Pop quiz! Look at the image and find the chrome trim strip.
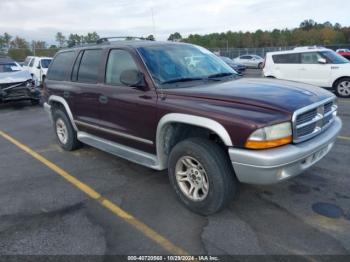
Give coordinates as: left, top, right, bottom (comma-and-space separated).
75, 120, 153, 145
77, 132, 161, 170
48, 95, 78, 131
296, 113, 322, 128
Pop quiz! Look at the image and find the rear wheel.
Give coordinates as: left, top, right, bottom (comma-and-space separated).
52, 108, 81, 151
168, 137, 237, 215
335, 78, 350, 98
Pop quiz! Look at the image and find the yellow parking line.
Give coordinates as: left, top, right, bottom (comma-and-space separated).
0, 130, 188, 256
338, 136, 350, 141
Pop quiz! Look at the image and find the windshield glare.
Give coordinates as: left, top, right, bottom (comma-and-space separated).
321, 51, 349, 64
0, 63, 22, 73
40, 59, 52, 68
138, 44, 235, 86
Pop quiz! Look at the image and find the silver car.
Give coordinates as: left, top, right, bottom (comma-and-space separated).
233, 55, 264, 69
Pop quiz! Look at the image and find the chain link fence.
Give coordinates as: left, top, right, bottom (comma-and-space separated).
2, 43, 350, 61
210, 44, 350, 59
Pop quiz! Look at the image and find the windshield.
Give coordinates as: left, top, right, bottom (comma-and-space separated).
138, 44, 235, 86
41, 59, 52, 68
0, 63, 22, 73
321, 51, 349, 64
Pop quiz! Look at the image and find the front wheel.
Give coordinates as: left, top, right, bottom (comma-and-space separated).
335, 78, 350, 98
168, 137, 237, 215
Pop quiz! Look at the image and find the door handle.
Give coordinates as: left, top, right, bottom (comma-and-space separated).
99, 95, 108, 104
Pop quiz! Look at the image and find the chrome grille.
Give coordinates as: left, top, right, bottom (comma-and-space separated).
293, 97, 337, 143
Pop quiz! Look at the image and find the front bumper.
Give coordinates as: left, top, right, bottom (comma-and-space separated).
229, 117, 342, 185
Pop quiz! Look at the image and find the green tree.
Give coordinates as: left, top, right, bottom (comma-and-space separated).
83, 32, 100, 43
67, 34, 82, 47
55, 32, 66, 47
10, 36, 29, 49
146, 34, 155, 41
168, 32, 182, 42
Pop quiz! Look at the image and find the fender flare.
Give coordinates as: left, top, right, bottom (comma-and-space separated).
48, 95, 78, 131
156, 113, 233, 169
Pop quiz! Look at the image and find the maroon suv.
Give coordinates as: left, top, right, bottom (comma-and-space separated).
43, 39, 342, 215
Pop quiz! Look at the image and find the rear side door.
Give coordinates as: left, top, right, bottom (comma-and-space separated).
271, 53, 300, 81
98, 48, 157, 153
298, 52, 331, 87
70, 49, 104, 136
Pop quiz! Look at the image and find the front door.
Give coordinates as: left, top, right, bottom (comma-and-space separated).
298, 52, 331, 87
98, 48, 157, 153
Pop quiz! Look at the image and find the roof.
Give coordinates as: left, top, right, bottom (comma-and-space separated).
266, 47, 331, 56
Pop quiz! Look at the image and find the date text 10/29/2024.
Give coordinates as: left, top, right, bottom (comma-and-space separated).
127, 256, 220, 261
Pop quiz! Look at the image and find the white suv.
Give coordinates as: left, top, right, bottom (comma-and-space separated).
263, 47, 350, 97
23, 56, 52, 86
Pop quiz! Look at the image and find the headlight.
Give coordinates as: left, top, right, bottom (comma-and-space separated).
245, 122, 292, 149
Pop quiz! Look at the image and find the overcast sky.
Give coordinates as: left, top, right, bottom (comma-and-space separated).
0, 0, 348, 44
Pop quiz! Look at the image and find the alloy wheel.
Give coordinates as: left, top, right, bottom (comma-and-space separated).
175, 156, 209, 201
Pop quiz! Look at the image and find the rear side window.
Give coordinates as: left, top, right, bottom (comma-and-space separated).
77, 49, 102, 83
47, 52, 75, 81
105, 49, 138, 86
272, 53, 299, 64
240, 56, 251, 59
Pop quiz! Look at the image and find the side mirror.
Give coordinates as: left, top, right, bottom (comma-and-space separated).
318, 58, 327, 64
120, 69, 146, 88
37, 65, 41, 69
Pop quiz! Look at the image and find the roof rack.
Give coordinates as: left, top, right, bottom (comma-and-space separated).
96, 36, 149, 44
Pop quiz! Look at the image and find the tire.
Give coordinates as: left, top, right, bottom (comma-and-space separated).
258, 62, 263, 69
168, 137, 237, 215
334, 77, 350, 98
52, 108, 81, 151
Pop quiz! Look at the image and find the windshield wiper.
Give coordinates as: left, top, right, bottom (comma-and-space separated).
207, 72, 235, 79
161, 77, 204, 84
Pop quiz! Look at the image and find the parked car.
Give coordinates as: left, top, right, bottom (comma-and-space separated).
23, 56, 52, 86
336, 49, 350, 61
43, 39, 341, 215
219, 56, 246, 75
0, 57, 40, 105
233, 54, 264, 69
263, 47, 350, 98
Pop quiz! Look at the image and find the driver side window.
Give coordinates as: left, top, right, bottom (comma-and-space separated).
105, 49, 138, 86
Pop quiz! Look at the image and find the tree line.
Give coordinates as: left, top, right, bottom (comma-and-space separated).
172, 20, 350, 49
1, 19, 349, 61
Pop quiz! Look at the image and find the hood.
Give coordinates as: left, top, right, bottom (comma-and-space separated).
0, 70, 32, 84
163, 78, 335, 114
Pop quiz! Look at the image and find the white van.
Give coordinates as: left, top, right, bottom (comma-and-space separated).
23, 56, 52, 86
263, 47, 350, 97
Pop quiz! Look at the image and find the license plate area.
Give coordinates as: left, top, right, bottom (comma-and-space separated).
302, 144, 332, 168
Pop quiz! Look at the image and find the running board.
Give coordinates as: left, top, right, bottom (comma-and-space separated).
77, 132, 161, 170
